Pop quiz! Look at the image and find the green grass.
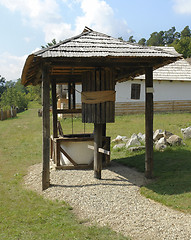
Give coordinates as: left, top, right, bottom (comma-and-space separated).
111, 112, 191, 214
0, 103, 128, 240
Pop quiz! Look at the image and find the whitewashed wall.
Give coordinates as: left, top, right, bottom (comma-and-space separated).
75, 80, 191, 104
115, 80, 191, 102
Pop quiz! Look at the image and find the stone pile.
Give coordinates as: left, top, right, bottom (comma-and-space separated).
112, 129, 185, 152
181, 126, 191, 139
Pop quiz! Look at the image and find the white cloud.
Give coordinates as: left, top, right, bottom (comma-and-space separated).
0, 52, 27, 81
173, 0, 191, 14
43, 23, 75, 43
0, 0, 61, 27
75, 0, 130, 38
0, 0, 130, 42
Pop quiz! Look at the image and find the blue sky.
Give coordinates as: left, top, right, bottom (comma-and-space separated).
0, 0, 191, 81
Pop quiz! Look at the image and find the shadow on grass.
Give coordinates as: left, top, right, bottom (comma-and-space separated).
113, 147, 191, 196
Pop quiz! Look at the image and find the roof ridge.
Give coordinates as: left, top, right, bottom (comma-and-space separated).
34, 29, 90, 56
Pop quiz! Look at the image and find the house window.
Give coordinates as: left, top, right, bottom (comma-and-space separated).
131, 83, 141, 100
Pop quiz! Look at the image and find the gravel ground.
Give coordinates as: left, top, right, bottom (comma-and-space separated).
24, 162, 191, 240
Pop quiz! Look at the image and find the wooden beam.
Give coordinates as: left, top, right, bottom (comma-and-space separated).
60, 146, 78, 166
145, 67, 154, 179
57, 109, 82, 114
51, 80, 58, 138
42, 65, 50, 190
94, 123, 103, 179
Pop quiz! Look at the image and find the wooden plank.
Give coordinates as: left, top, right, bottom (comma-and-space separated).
51, 80, 58, 138
59, 146, 78, 166
57, 109, 82, 114
94, 123, 102, 179
42, 65, 50, 190
98, 148, 110, 155
145, 67, 153, 179
101, 69, 106, 123
96, 69, 101, 123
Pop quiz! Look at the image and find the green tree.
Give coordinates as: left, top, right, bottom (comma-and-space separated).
41, 38, 60, 49
173, 37, 191, 58
181, 26, 191, 39
128, 36, 136, 43
147, 31, 165, 46
164, 27, 180, 45
0, 75, 6, 97
138, 38, 146, 46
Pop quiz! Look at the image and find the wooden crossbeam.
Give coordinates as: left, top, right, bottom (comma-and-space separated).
88, 145, 110, 155
60, 146, 78, 166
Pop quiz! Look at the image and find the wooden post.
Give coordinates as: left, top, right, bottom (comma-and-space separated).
145, 67, 154, 178
94, 123, 102, 179
51, 80, 58, 138
42, 65, 50, 190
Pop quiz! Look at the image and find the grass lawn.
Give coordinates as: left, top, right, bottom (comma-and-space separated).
110, 112, 191, 214
0, 103, 128, 240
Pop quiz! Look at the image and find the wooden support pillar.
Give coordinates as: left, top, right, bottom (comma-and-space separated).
145, 67, 154, 178
51, 80, 58, 138
42, 65, 50, 190
94, 123, 103, 179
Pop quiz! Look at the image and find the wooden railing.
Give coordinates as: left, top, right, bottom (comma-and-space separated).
115, 100, 191, 115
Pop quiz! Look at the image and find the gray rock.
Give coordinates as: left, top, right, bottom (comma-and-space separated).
181, 127, 191, 139
113, 143, 125, 149
112, 135, 128, 143
155, 142, 167, 151
128, 146, 145, 152
166, 135, 183, 146
157, 137, 167, 145
126, 134, 141, 148
137, 133, 145, 143
164, 130, 173, 139
153, 129, 163, 142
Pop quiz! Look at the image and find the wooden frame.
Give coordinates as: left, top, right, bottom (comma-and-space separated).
50, 135, 110, 170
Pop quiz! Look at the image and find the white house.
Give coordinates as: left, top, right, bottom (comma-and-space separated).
115, 47, 191, 114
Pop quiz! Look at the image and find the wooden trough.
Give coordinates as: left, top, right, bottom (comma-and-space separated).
21, 27, 181, 190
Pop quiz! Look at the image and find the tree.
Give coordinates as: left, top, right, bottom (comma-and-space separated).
128, 36, 136, 43
163, 27, 180, 45
138, 38, 146, 46
0, 75, 6, 97
41, 38, 61, 49
147, 31, 165, 46
173, 37, 191, 58
181, 26, 191, 39
0, 79, 29, 111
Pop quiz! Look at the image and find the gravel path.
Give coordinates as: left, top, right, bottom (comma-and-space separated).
24, 162, 191, 240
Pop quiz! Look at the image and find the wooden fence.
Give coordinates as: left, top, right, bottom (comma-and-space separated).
0, 109, 17, 120
115, 100, 191, 115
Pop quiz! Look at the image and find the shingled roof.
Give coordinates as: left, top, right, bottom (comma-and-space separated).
21, 27, 182, 86
135, 47, 191, 81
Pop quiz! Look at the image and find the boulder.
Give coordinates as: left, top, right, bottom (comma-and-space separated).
128, 146, 145, 152
181, 127, 191, 139
113, 143, 126, 149
153, 129, 163, 142
155, 142, 167, 151
163, 130, 173, 139
166, 135, 183, 146
111, 135, 128, 143
157, 137, 167, 145
137, 133, 145, 143
126, 134, 141, 148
